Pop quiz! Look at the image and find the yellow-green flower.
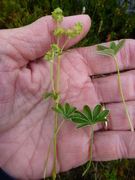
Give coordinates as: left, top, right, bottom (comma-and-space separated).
52, 8, 63, 22
52, 27, 64, 37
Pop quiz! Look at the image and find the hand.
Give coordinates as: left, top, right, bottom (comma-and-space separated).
0, 14, 135, 180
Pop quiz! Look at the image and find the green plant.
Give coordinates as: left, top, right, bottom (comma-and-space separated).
43, 7, 109, 180
94, 40, 134, 132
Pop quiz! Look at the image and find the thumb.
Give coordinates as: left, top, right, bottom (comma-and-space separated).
0, 15, 91, 67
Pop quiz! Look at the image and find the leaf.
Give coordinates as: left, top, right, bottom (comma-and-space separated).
97, 45, 109, 51
110, 41, 116, 50
114, 39, 126, 55
51, 107, 62, 115
95, 117, 108, 123
71, 117, 90, 124
96, 109, 109, 119
43, 92, 53, 100
76, 123, 91, 129
58, 103, 65, 114
93, 104, 102, 120
65, 103, 70, 114
51, 103, 77, 120
67, 107, 77, 117
94, 49, 114, 57
83, 105, 92, 121
71, 104, 109, 129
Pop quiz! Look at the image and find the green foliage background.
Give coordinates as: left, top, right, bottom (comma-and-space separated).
1, 0, 135, 179
0, 0, 135, 45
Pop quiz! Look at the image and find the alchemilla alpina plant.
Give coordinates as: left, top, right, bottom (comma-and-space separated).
94, 40, 134, 132
43, 7, 119, 180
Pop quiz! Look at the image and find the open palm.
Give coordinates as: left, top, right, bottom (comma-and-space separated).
0, 15, 135, 180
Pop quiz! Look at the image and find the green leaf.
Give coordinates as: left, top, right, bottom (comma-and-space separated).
97, 45, 109, 51
93, 104, 102, 120
51, 107, 62, 115
43, 92, 53, 100
67, 107, 77, 117
76, 123, 91, 129
71, 117, 90, 124
110, 41, 116, 50
65, 103, 70, 114
52, 103, 77, 120
58, 103, 65, 114
94, 49, 114, 57
73, 110, 89, 121
95, 117, 108, 123
71, 104, 109, 129
96, 109, 109, 119
83, 105, 92, 121
114, 39, 126, 55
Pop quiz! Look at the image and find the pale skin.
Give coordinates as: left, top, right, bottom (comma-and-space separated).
0, 15, 135, 180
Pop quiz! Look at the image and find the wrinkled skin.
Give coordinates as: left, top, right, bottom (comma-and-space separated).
0, 15, 135, 180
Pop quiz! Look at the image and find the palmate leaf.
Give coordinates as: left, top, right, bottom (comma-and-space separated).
71, 104, 109, 129
95, 39, 126, 57
51, 103, 77, 120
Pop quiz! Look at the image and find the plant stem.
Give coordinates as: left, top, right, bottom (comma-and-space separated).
82, 125, 94, 176
52, 55, 61, 179
114, 56, 134, 132
51, 62, 56, 95
52, 102, 58, 180
61, 38, 70, 52
43, 119, 65, 180
57, 56, 61, 93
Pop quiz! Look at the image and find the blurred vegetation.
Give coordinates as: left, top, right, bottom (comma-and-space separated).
0, 0, 135, 46
0, 0, 135, 179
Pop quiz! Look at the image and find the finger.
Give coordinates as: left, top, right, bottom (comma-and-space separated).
92, 131, 135, 161
78, 39, 135, 75
92, 70, 135, 103
0, 15, 90, 67
104, 101, 135, 131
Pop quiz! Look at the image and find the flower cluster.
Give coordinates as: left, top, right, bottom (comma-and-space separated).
52, 7, 63, 22
44, 7, 83, 63
65, 22, 83, 39
44, 44, 62, 62
52, 27, 64, 37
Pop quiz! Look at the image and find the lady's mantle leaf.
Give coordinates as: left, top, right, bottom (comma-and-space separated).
114, 39, 126, 55
83, 105, 92, 120
110, 41, 116, 51
95, 39, 126, 57
51, 103, 77, 120
97, 45, 109, 51
94, 49, 114, 57
93, 104, 102, 120
43, 92, 53, 100
71, 104, 109, 129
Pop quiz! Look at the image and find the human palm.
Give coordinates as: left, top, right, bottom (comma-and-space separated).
0, 16, 135, 180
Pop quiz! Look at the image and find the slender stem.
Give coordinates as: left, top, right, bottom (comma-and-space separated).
61, 38, 71, 52
52, 103, 58, 180
82, 125, 94, 176
114, 56, 134, 132
43, 119, 65, 180
57, 56, 61, 93
51, 62, 56, 95
57, 36, 60, 46
52, 55, 61, 179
